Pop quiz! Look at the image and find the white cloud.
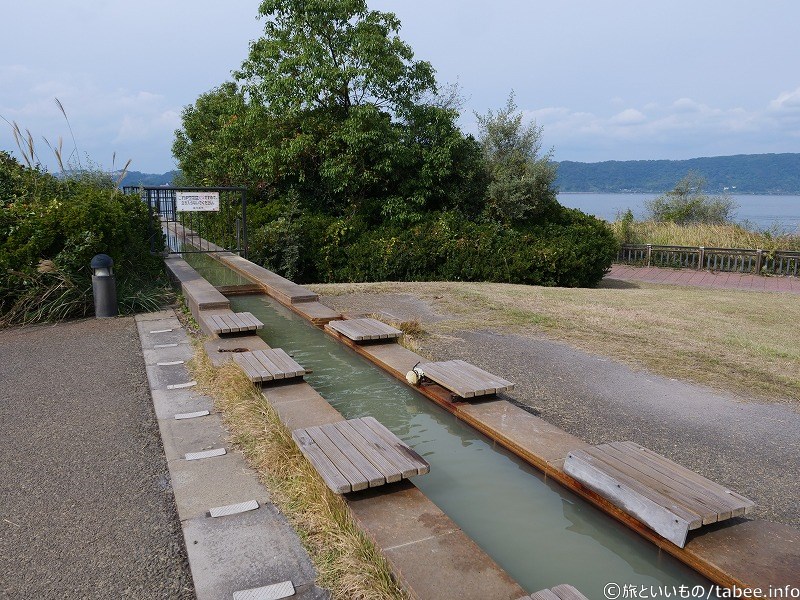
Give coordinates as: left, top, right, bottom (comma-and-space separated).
671, 98, 705, 113
114, 109, 181, 144
517, 88, 800, 161
610, 108, 646, 125
769, 87, 800, 113
0, 66, 182, 172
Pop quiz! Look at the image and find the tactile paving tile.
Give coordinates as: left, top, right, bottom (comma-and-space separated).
233, 580, 294, 600
174, 410, 210, 420
209, 499, 260, 518
185, 448, 226, 461
167, 381, 197, 390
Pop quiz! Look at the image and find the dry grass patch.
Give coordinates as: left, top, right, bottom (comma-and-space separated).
187, 344, 409, 600
367, 313, 429, 356
311, 281, 800, 403
610, 220, 800, 250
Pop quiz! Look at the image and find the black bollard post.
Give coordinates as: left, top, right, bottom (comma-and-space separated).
90, 254, 118, 318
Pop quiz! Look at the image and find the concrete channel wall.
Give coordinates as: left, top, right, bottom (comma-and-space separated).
165, 243, 800, 589
164, 255, 527, 600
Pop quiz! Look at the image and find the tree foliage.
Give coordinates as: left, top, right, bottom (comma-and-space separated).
236, 0, 435, 114
477, 93, 558, 224
645, 171, 737, 224
172, 0, 617, 288
0, 151, 167, 324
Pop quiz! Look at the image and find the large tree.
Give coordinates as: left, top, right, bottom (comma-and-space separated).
172, 0, 616, 287
236, 0, 436, 115
476, 93, 558, 225
175, 0, 485, 224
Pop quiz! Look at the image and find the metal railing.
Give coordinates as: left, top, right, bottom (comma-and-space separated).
618, 244, 800, 276
123, 186, 247, 258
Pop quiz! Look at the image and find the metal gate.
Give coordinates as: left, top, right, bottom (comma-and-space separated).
123, 186, 247, 258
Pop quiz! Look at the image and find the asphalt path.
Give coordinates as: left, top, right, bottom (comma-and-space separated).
0, 317, 194, 599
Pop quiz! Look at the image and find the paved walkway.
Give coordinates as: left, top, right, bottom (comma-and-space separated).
0, 317, 194, 599
606, 264, 800, 293
137, 311, 326, 600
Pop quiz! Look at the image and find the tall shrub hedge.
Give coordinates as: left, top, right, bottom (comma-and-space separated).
247, 201, 617, 288
0, 152, 168, 324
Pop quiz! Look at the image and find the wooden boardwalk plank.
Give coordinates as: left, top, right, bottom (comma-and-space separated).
360, 417, 430, 475
564, 450, 695, 547
292, 417, 429, 494
266, 348, 306, 378
569, 448, 704, 527
522, 585, 590, 600
449, 361, 497, 395
243, 351, 275, 382
528, 590, 560, 600
420, 362, 475, 397
201, 310, 264, 335
327, 318, 402, 342
210, 314, 231, 334
425, 362, 488, 397
459, 360, 515, 391
336, 421, 405, 482
600, 443, 740, 521
591, 445, 725, 524
304, 426, 372, 491
233, 349, 305, 383
238, 311, 264, 330
420, 359, 514, 398
563, 442, 755, 548
251, 350, 285, 380
291, 429, 351, 494
233, 352, 262, 382
220, 313, 241, 332
551, 585, 589, 600
309, 424, 386, 487
616, 442, 754, 513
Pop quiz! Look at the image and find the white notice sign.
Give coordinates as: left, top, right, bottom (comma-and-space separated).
175, 191, 220, 212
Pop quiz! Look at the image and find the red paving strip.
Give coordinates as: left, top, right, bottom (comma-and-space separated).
605, 264, 800, 294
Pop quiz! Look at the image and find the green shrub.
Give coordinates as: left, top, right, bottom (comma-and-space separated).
251, 206, 617, 288
0, 152, 170, 324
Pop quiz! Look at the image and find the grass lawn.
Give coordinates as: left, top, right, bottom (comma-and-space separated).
309, 280, 800, 404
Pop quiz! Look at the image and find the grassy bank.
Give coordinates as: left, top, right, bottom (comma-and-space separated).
186, 344, 409, 600
310, 281, 800, 404
611, 220, 800, 250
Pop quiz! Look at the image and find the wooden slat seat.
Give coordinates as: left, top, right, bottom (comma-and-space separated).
292, 416, 430, 494
563, 441, 755, 547
419, 359, 514, 398
327, 318, 403, 342
233, 348, 305, 383
201, 310, 264, 335
518, 584, 589, 600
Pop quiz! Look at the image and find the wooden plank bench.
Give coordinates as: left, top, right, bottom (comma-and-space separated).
418, 359, 514, 398
519, 584, 589, 600
327, 318, 403, 342
292, 416, 430, 494
233, 349, 305, 384
563, 441, 755, 548
201, 311, 264, 335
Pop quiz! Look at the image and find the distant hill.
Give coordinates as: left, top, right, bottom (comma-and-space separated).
554, 153, 800, 194
117, 170, 179, 187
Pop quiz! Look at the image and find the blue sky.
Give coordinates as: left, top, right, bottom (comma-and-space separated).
1, 1, 798, 173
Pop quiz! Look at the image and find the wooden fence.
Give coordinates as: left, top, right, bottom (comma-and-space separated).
617, 244, 800, 277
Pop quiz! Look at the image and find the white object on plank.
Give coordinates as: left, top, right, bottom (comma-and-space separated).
185, 448, 226, 461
